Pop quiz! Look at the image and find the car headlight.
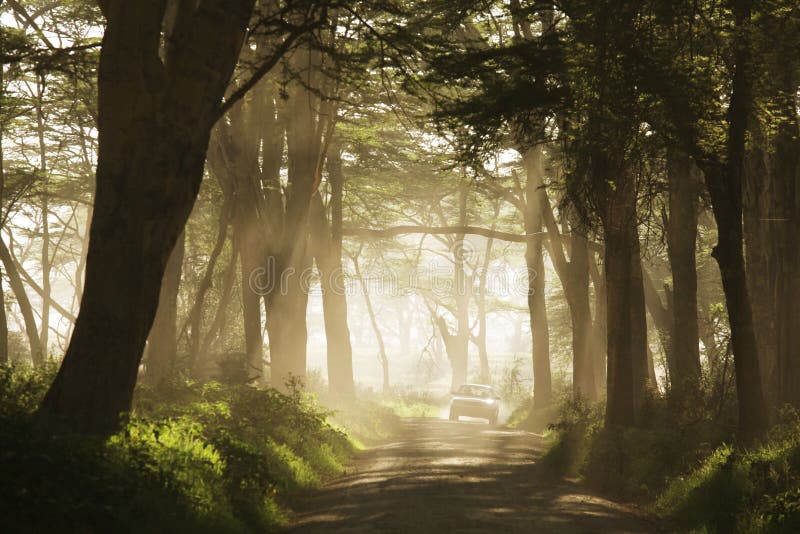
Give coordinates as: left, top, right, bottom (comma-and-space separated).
484, 398, 497, 405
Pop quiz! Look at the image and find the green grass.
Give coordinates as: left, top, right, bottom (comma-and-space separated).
537, 388, 800, 534
656, 424, 800, 533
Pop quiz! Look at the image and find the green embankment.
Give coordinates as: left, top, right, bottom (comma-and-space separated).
0, 363, 395, 533
531, 394, 800, 533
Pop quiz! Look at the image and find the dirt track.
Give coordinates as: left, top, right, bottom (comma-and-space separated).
286, 417, 656, 533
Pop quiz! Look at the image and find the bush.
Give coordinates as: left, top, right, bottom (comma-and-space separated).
540, 397, 603, 477
540, 377, 800, 533
0, 363, 355, 533
657, 418, 800, 533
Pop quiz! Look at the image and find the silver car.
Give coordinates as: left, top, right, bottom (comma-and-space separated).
449, 384, 500, 424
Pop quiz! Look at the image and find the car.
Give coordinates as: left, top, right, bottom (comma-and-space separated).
449, 384, 500, 424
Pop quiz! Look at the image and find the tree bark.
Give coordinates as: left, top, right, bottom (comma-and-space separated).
539, 185, 596, 401
37, 1, 254, 435
264, 43, 325, 389
666, 149, 702, 398
309, 147, 355, 397
523, 147, 551, 408
143, 231, 184, 388
700, 0, 768, 443
604, 218, 648, 427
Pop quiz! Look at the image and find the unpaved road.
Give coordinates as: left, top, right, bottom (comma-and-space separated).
286, 417, 656, 533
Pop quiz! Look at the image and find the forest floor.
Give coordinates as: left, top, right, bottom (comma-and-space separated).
285, 417, 658, 533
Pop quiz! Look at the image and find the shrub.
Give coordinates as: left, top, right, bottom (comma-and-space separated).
0, 364, 355, 533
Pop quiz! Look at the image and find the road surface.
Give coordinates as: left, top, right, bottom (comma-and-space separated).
286, 417, 656, 533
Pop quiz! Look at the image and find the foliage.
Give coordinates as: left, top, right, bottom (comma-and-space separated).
0, 364, 354, 533
542, 377, 739, 498
655, 413, 800, 533
377, 388, 446, 419
539, 383, 800, 532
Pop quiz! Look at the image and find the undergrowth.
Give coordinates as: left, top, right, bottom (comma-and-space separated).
0, 363, 358, 533
539, 382, 800, 533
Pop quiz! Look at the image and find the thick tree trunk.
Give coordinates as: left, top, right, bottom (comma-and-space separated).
266, 243, 312, 389
143, 231, 184, 388
604, 220, 648, 427
742, 55, 800, 411
699, 0, 768, 443
310, 188, 355, 397
265, 43, 324, 389
37, 1, 254, 435
666, 149, 702, 398
566, 233, 595, 400
523, 147, 551, 408
539, 177, 596, 401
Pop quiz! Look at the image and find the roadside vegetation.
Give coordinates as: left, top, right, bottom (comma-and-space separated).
536, 382, 800, 533
0, 363, 388, 533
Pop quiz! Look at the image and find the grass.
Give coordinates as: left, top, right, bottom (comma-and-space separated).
535, 388, 800, 533
655, 422, 800, 533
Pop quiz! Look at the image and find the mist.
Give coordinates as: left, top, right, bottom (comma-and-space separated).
2, 1, 800, 533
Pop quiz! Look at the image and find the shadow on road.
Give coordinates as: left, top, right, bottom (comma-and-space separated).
285, 417, 655, 533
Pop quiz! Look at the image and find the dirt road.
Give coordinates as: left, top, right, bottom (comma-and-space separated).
286, 417, 656, 533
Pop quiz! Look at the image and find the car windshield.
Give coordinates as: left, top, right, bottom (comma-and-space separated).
456, 385, 494, 398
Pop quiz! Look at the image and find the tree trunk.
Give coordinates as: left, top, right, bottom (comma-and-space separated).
523, 147, 552, 408
742, 44, 800, 410
0, 88, 9, 364
37, 1, 254, 435
475, 227, 495, 383
35, 81, 50, 360
0, 263, 8, 364
450, 185, 471, 390
353, 252, 389, 393
187, 197, 231, 371
266, 241, 312, 389
699, 0, 768, 443
604, 219, 648, 427
0, 238, 43, 365
666, 149, 702, 398
144, 231, 184, 388
540, 186, 596, 401
589, 252, 607, 398
310, 183, 355, 396
264, 43, 325, 389
199, 252, 238, 361
642, 267, 674, 382
565, 231, 595, 400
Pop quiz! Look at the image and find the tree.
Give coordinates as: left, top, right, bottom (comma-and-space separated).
38, 0, 315, 434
